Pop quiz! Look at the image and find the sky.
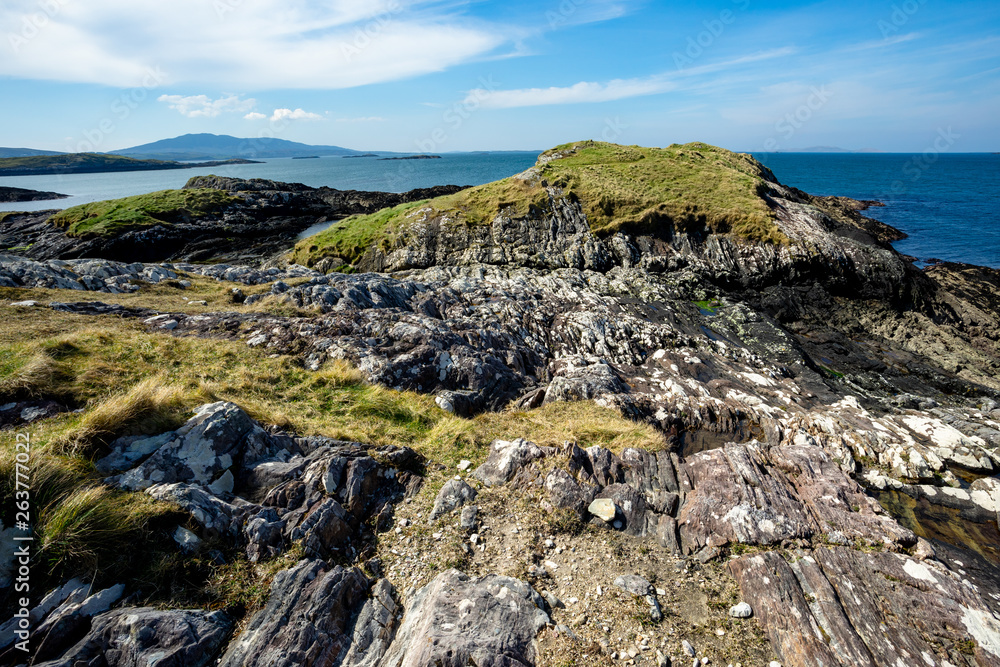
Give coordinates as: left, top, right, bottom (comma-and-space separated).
1, 0, 998, 153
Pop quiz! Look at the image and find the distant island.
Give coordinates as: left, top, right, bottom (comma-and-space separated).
0, 185, 69, 203
343, 154, 378, 159
378, 155, 441, 161
0, 153, 261, 177
291, 156, 320, 160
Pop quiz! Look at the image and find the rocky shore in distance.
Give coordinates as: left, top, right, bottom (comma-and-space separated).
0, 177, 468, 264
0, 186, 69, 203
2, 141, 999, 667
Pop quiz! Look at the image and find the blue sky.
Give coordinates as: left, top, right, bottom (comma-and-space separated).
1, 0, 998, 152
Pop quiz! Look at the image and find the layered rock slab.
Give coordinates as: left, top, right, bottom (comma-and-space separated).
730, 548, 1000, 667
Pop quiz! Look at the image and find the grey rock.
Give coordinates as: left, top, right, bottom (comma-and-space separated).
381, 569, 549, 667
682, 639, 696, 657
729, 602, 753, 618
219, 559, 371, 667
473, 438, 553, 486
429, 479, 477, 521
614, 574, 653, 597
460, 505, 479, 530
34, 607, 231, 667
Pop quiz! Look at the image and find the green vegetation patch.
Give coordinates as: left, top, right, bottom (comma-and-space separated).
0, 211, 23, 224
289, 199, 428, 267
49, 188, 239, 237
293, 140, 785, 269
0, 152, 174, 171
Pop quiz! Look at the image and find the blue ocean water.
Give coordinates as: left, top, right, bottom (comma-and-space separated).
3, 150, 998, 269
753, 153, 1000, 269
0, 152, 541, 213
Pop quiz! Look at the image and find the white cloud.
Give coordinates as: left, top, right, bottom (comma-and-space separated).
244, 112, 267, 120
269, 108, 323, 121
0, 0, 512, 89
466, 49, 797, 109
468, 77, 675, 109
158, 93, 256, 117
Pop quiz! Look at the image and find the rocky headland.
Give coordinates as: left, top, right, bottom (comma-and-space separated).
0, 187, 68, 204
1, 141, 998, 667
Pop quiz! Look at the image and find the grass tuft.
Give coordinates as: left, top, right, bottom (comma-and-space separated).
54, 377, 190, 456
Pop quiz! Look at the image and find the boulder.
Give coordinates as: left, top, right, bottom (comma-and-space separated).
34, 608, 231, 667
380, 569, 550, 667
219, 559, 372, 667
429, 479, 477, 521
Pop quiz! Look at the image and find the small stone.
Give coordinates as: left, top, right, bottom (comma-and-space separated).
588, 498, 617, 522
190, 300, 208, 306
682, 640, 696, 657
715, 628, 725, 636
656, 650, 670, 667
770, 663, 782, 667
729, 602, 753, 618
542, 591, 564, 609
160, 319, 179, 330
544, 538, 555, 549
701, 659, 710, 666
9, 300, 37, 307
432, 532, 442, 540
457, 459, 472, 471
460, 505, 478, 530
470, 533, 480, 545
172, 525, 202, 554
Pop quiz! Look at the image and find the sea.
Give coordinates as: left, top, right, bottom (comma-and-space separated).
1, 151, 997, 269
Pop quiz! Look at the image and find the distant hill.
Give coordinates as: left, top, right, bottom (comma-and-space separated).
112, 133, 361, 160
0, 147, 65, 158
0, 153, 259, 176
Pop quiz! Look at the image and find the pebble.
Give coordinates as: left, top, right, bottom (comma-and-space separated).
682, 639, 696, 657
457, 459, 472, 471
588, 498, 617, 521
729, 602, 753, 618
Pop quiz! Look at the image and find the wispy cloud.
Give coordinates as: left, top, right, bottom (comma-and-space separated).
467, 48, 797, 109
335, 116, 386, 122
468, 76, 674, 109
158, 94, 255, 118
244, 108, 324, 121
0, 0, 576, 89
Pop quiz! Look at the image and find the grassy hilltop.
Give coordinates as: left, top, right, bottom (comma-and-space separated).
290, 140, 785, 269
49, 189, 239, 237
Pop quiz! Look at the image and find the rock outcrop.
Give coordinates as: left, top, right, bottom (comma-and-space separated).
0, 181, 467, 265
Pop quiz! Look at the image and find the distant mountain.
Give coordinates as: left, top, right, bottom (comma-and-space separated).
112, 133, 361, 160
0, 147, 64, 158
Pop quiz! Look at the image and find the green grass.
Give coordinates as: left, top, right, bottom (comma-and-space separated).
289, 199, 428, 267
292, 141, 785, 269
48, 188, 239, 237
